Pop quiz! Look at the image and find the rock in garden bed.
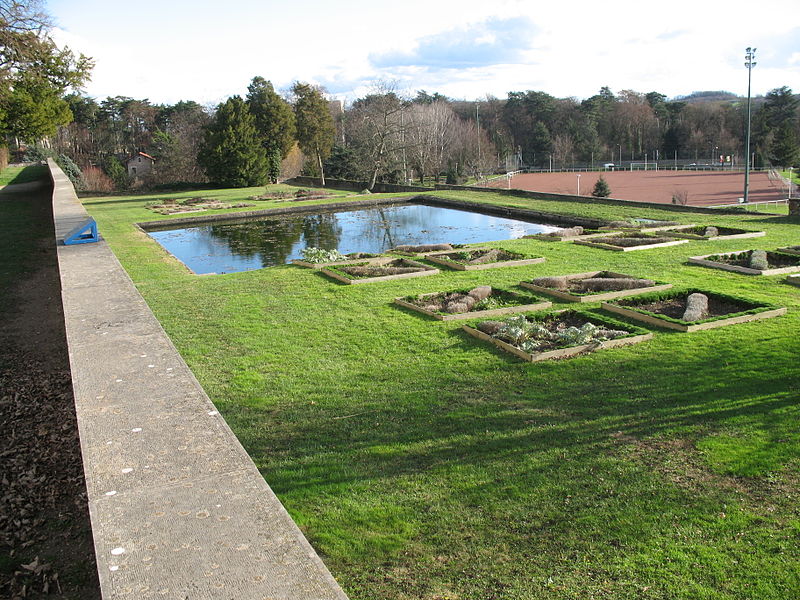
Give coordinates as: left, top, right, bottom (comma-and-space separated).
688, 249, 800, 276
395, 286, 552, 321
601, 288, 786, 332
573, 232, 689, 252
661, 224, 765, 241
520, 270, 671, 302
321, 258, 439, 284
424, 247, 545, 270
292, 247, 385, 268
523, 226, 617, 242
462, 310, 653, 362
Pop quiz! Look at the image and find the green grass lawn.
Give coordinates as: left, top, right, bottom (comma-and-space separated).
83, 185, 800, 599
0, 163, 48, 186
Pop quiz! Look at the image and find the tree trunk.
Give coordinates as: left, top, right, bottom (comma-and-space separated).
317, 150, 325, 186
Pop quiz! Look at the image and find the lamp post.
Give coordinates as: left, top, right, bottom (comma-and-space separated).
743, 47, 756, 203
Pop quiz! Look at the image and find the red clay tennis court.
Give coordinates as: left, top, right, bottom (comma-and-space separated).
488, 170, 787, 207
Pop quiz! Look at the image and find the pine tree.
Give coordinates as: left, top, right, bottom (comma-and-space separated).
769, 123, 800, 167
198, 96, 268, 187
292, 82, 335, 185
246, 76, 296, 162
591, 175, 611, 197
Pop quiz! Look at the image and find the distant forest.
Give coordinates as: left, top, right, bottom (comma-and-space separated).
42, 82, 800, 191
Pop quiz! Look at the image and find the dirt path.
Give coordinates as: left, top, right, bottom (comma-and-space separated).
489, 170, 786, 206
0, 182, 101, 599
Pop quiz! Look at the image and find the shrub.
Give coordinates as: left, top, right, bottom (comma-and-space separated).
591, 176, 611, 197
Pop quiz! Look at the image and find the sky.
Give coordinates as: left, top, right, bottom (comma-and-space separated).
49, 0, 800, 107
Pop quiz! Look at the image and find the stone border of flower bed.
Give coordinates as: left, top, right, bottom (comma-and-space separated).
394, 288, 552, 321
320, 258, 439, 284
662, 225, 766, 241
292, 255, 387, 269
462, 310, 653, 362
519, 271, 672, 303
600, 289, 787, 332
688, 251, 800, 276
573, 235, 689, 252
424, 249, 546, 271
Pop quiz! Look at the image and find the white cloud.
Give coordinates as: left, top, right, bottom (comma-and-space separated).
48, 0, 800, 104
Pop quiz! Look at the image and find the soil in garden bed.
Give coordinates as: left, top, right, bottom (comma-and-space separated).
618, 295, 747, 320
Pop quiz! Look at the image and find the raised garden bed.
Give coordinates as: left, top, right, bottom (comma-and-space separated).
599, 219, 682, 232
293, 252, 385, 269
394, 286, 552, 321
146, 197, 254, 215
787, 274, 800, 288
574, 232, 689, 252
520, 271, 672, 302
388, 243, 465, 257
320, 258, 439, 284
462, 310, 653, 362
688, 250, 800, 276
524, 227, 619, 242
777, 245, 800, 256
601, 288, 786, 332
662, 225, 766, 241
424, 248, 545, 270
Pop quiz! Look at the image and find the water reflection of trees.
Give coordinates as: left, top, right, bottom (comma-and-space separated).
208, 212, 342, 266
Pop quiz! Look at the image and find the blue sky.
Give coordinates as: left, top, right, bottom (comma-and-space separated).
49, 0, 799, 106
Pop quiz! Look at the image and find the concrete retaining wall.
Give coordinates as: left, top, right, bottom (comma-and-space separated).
49, 159, 348, 600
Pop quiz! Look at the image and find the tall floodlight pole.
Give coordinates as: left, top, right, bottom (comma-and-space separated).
743, 47, 756, 203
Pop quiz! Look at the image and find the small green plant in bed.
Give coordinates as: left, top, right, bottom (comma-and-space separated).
298, 247, 382, 264
602, 288, 785, 331
703, 250, 800, 269
464, 309, 652, 361
425, 247, 545, 270
439, 248, 524, 264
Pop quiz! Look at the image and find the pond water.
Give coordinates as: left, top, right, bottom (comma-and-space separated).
146, 202, 562, 274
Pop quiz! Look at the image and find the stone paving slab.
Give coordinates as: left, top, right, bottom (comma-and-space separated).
49, 160, 349, 600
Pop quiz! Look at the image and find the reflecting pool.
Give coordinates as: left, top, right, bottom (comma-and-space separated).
146, 203, 562, 274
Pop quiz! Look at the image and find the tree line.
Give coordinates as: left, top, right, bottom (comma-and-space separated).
2, 2, 798, 190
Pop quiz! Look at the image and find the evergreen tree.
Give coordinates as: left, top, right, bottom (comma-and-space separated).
591, 175, 611, 197
246, 76, 296, 165
292, 82, 335, 185
198, 96, 268, 187
0, 1, 93, 140
770, 123, 800, 167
